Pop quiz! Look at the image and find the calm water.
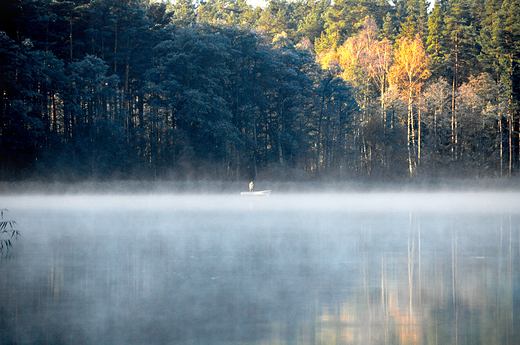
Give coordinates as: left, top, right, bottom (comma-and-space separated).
1, 192, 519, 344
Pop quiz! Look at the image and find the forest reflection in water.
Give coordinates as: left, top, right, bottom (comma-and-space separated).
0, 193, 519, 344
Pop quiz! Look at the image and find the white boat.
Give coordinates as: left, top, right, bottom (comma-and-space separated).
240, 190, 271, 196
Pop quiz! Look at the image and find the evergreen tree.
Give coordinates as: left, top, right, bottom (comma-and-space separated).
380, 11, 398, 42
443, 0, 481, 158
1, 0, 519, 180
399, 13, 420, 40
426, 0, 448, 79
256, 0, 299, 42
296, 0, 330, 44
170, 0, 198, 27
146, 24, 239, 177
321, 0, 369, 44
494, 0, 520, 174
478, 0, 504, 79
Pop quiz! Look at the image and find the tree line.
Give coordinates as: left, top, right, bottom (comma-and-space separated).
0, 0, 518, 182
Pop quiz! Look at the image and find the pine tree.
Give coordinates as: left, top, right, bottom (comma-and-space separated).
478, 0, 504, 80
443, 0, 480, 156
380, 11, 398, 42
426, 0, 447, 79
399, 13, 420, 40
322, 0, 379, 46
296, 0, 330, 44
496, 0, 520, 174
170, 0, 198, 27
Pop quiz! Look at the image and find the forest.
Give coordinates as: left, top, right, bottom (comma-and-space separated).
0, 0, 519, 182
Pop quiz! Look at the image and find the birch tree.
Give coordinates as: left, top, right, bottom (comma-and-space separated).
389, 36, 430, 176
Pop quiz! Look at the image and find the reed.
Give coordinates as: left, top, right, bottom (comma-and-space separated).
0, 209, 20, 256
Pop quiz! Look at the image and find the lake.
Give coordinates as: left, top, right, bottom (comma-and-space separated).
1, 192, 519, 344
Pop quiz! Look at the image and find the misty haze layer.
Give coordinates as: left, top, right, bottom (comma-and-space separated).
1, 192, 519, 344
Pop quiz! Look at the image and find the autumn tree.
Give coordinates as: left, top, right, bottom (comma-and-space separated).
3, 0, 520, 181
455, 73, 508, 175
389, 36, 430, 176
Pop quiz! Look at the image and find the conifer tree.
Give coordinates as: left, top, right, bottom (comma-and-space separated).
320, 0, 377, 47
399, 13, 420, 40
170, 0, 198, 27
495, 0, 520, 174
296, 0, 329, 44
427, 0, 447, 79
443, 0, 480, 157
478, 0, 504, 80
380, 11, 398, 42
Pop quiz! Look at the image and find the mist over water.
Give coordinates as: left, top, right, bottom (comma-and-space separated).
1, 192, 519, 344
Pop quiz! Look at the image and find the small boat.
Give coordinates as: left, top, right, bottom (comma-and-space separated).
240, 190, 271, 196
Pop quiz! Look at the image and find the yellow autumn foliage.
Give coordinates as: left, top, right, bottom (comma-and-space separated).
389, 36, 431, 103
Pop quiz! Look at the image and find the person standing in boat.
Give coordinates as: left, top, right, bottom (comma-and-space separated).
249, 181, 254, 192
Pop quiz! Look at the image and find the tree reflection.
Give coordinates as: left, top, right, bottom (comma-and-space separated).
0, 206, 519, 344
310, 213, 518, 345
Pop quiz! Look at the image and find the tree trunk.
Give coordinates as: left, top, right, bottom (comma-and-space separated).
451, 30, 459, 160
499, 116, 503, 177
418, 99, 421, 168
407, 89, 413, 177
316, 79, 330, 173
509, 111, 512, 176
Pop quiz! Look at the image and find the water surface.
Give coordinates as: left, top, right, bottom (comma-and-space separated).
1, 192, 519, 344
